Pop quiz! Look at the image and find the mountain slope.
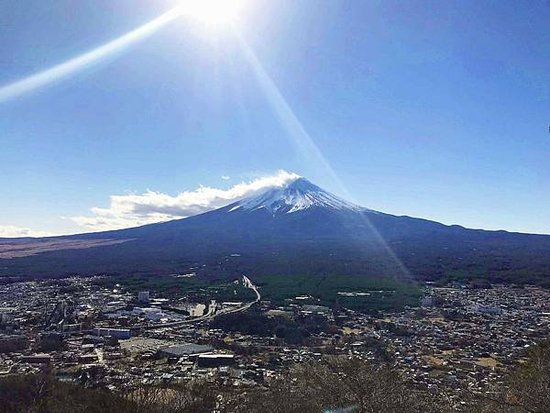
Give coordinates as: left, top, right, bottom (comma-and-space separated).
1, 178, 549, 284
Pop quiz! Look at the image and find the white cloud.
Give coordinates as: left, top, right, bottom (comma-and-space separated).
71, 170, 300, 232
221, 175, 231, 180
0, 225, 51, 238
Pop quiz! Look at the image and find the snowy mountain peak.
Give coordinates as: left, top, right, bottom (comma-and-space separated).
229, 177, 365, 214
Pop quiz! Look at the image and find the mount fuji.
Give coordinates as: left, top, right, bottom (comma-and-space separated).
1, 177, 549, 284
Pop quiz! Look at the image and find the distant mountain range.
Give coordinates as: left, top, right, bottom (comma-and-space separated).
1, 178, 549, 285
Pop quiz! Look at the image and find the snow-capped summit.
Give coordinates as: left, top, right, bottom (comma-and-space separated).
229, 177, 364, 214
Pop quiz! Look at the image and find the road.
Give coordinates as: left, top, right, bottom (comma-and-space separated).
241, 274, 261, 305
142, 275, 260, 330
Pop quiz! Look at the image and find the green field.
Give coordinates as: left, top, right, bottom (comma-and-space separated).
97, 273, 422, 312
95, 274, 256, 303
256, 274, 422, 312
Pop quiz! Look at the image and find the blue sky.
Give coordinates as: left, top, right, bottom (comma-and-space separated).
1, 0, 549, 236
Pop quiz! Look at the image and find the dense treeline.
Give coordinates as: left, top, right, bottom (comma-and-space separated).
1, 341, 548, 413
2, 230, 549, 287
0, 373, 216, 413
211, 310, 329, 345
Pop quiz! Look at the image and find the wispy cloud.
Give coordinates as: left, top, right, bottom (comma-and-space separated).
221, 175, 231, 180
0, 225, 50, 238
71, 170, 300, 232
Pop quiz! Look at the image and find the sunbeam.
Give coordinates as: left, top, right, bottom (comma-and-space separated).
0, 7, 182, 104
237, 35, 411, 278
236, 35, 344, 191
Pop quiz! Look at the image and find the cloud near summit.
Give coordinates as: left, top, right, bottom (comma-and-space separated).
70, 170, 300, 232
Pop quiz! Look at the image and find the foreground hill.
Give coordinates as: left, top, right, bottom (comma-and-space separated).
1, 178, 549, 284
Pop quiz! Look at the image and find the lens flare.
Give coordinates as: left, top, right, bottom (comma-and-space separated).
0, 7, 182, 104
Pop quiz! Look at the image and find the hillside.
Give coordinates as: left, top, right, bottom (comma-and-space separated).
1, 178, 549, 284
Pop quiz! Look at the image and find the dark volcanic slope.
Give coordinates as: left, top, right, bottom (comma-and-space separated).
1, 178, 549, 284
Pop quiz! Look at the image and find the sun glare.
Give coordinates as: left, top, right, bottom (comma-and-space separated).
179, 0, 245, 26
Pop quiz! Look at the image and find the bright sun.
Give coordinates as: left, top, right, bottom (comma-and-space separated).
179, 0, 245, 26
